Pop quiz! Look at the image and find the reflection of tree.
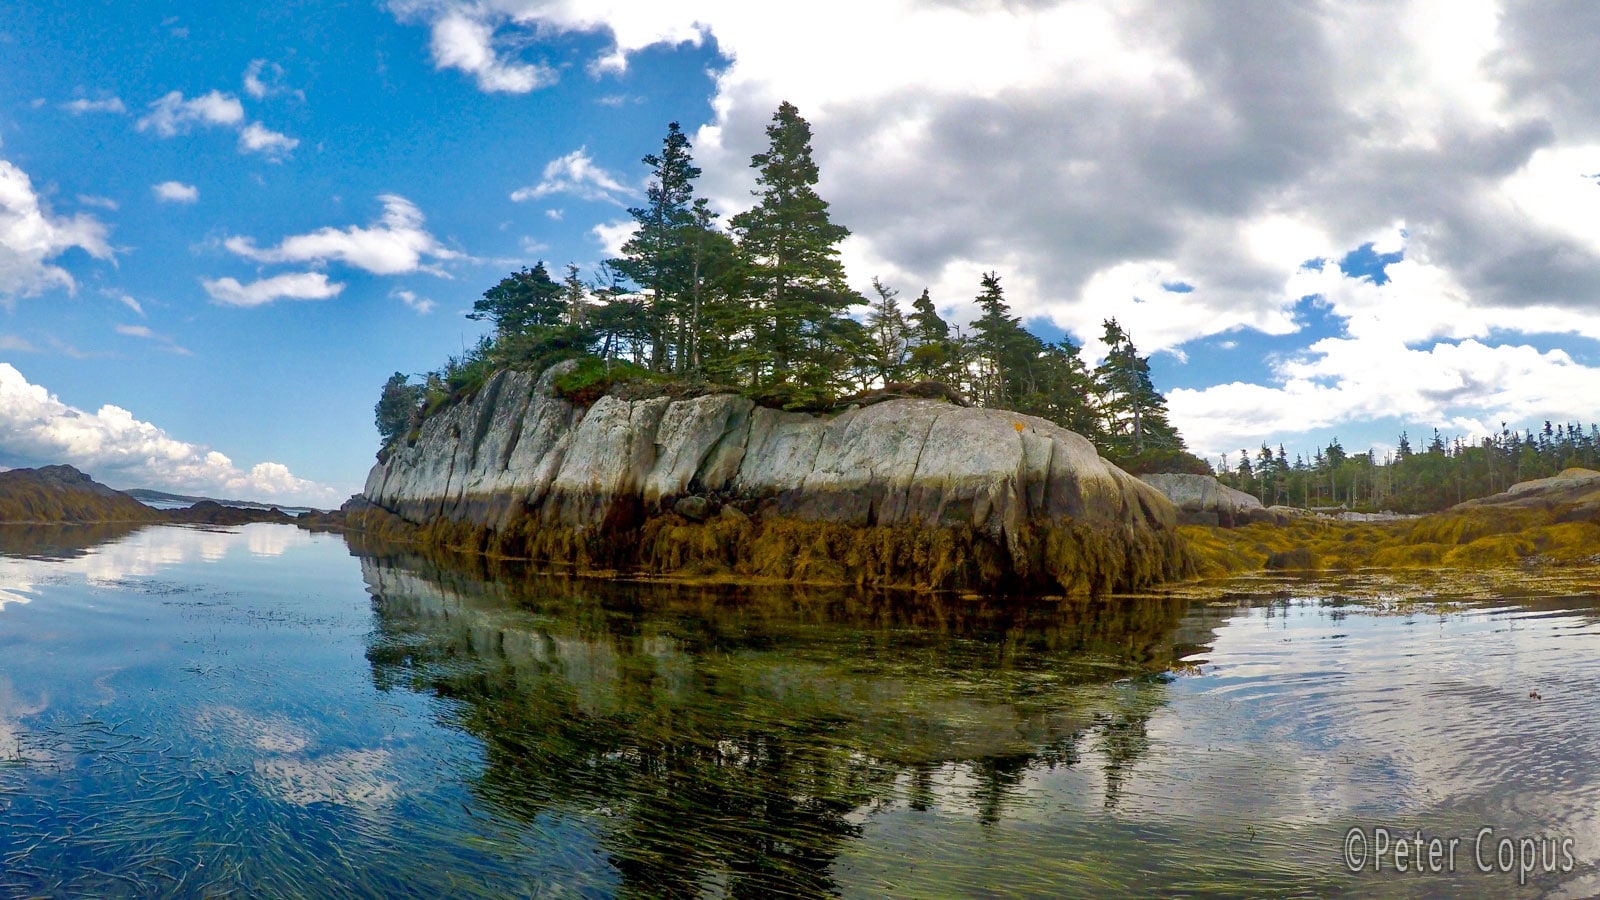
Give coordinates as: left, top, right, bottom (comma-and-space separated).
360, 551, 1203, 896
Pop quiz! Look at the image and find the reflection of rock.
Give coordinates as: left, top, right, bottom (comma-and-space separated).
254, 749, 397, 807
0, 522, 149, 561
357, 550, 1217, 895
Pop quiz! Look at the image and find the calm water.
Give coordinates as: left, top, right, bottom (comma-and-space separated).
2, 523, 1599, 897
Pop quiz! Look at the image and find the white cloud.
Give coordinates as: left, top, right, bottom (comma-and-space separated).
1168, 242, 1600, 456
421, 10, 555, 93
238, 122, 300, 160
223, 194, 459, 276
0, 157, 114, 304
202, 272, 344, 307
152, 180, 199, 203
244, 60, 273, 99
136, 90, 244, 137
242, 59, 302, 101
114, 293, 144, 316
0, 334, 37, 353
77, 194, 119, 211
114, 323, 191, 355
0, 362, 339, 506
510, 148, 635, 205
383, 3, 1600, 340
590, 219, 636, 258
391, 288, 435, 314
61, 96, 126, 115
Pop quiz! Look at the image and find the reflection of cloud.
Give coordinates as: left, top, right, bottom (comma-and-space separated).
193, 704, 313, 754
255, 750, 397, 807
0, 525, 319, 617
0, 676, 51, 765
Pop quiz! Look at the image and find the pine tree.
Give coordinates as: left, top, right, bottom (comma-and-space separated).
729, 102, 859, 400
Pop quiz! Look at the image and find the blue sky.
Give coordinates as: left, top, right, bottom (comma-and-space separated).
4, 1, 1600, 504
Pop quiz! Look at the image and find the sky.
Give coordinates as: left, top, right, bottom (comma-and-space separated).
3, 0, 1600, 506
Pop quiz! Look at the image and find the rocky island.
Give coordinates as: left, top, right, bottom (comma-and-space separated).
348, 362, 1191, 594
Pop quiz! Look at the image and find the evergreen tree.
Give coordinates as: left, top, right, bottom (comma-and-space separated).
906, 288, 952, 381
1093, 319, 1179, 456
374, 373, 422, 444
469, 262, 569, 343
968, 271, 1047, 407
866, 277, 909, 386
729, 102, 860, 400
610, 122, 702, 372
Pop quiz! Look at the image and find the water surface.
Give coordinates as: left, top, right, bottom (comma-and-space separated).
2, 523, 1598, 897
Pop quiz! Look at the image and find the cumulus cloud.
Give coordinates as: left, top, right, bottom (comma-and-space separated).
511, 147, 635, 205
61, 96, 125, 115
136, 90, 244, 136
375, 1, 1599, 335
0, 362, 339, 505
152, 180, 199, 203
1168, 242, 1600, 456
590, 219, 636, 258
136, 89, 298, 160
223, 194, 459, 275
0, 157, 114, 304
238, 122, 300, 160
419, 9, 556, 93
202, 272, 344, 307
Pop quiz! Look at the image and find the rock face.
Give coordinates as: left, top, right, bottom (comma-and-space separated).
0, 465, 164, 524
1138, 473, 1278, 527
1456, 468, 1600, 514
355, 363, 1189, 593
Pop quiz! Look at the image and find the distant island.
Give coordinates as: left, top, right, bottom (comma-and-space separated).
125, 487, 319, 517
0, 465, 314, 528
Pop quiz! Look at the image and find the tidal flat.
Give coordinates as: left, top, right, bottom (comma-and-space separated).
2, 522, 1598, 897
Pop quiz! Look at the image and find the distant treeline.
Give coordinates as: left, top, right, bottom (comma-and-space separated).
1217, 423, 1600, 513
377, 103, 1207, 473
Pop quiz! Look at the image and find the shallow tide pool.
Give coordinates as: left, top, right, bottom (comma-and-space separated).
2, 522, 1598, 897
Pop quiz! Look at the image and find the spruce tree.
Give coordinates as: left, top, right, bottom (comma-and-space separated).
610, 122, 701, 372
729, 102, 859, 400
469, 262, 567, 340
1094, 318, 1179, 457
866, 277, 909, 386
906, 288, 952, 381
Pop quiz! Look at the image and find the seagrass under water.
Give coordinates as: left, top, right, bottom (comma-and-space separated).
2, 522, 1598, 897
